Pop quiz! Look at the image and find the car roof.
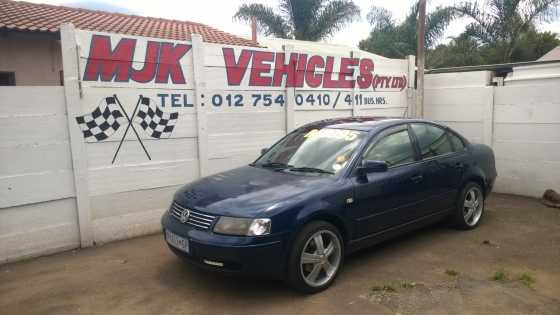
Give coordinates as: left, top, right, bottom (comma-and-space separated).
297, 117, 435, 132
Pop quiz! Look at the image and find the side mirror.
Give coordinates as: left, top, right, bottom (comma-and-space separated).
359, 160, 388, 174
260, 148, 268, 155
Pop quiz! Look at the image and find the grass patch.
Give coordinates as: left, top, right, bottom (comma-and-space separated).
518, 273, 535, 287
445, 269, 459, 276
400, 281, 416, 289
492, 270, 507, 282
370, 284, 397, 293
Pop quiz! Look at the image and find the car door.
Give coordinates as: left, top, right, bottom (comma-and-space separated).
350, 125, 430, 239
409, 123, 466, 214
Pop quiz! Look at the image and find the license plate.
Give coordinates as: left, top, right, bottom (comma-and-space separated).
165, 230, 189, 253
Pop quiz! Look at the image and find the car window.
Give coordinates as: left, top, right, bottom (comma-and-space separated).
448, 132, 466, 151
255, 127, 367, 174
363, 129, 416, 167
411, 124, 454, 158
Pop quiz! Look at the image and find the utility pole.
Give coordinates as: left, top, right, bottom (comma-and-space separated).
416, 0, 427, 118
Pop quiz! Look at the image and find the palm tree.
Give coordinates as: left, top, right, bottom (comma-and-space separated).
359, 2, 457, 59
233, 0, 360, 41
454, 0, 560, 62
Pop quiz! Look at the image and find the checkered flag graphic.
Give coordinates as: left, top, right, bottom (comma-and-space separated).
134, 97, 178, 139
76, 96, 124, 141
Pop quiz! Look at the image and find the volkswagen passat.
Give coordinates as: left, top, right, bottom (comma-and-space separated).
161, 117, 496, 293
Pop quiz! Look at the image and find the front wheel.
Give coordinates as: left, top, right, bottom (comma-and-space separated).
452, 182, 485, 230
287, 221, 344, 293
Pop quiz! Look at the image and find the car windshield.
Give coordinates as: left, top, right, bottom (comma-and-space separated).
253, 127, 366, 175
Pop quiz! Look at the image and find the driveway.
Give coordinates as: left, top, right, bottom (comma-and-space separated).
1, 193, 559, 315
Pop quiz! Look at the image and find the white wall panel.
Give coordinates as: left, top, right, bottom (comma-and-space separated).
426, 68, 560, 197
0, 198, 79, 263
91, 185, 178, 220
0, 87, 76, 208
294, 109, 353, 128
88, 159, 199, 196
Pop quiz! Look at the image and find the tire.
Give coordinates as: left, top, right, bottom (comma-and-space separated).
287, 221, 344, 293
452, 182, 485, 230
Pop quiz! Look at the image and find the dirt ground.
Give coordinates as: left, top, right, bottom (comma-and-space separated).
1, 193, 559, 315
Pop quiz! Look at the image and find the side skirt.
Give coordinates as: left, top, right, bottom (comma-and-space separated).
346, 209, 451, 254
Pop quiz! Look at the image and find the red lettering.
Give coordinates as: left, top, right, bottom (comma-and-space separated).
323, 56, 339, 88
83, 35, 135, 82
272, 53, 299, 87
391, 77, 400, 88
130, 41, 160, 83
305, 55, 324, 88
400, 76, 407, 90
385, 76, 392, 88
155, 43, 190, 84
249, 51, 274, 86
223, 48, 252, 85
295, 54, 307, 87
338, 58, 359, 88
357, 59, 374, 89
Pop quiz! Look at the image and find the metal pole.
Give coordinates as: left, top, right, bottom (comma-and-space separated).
416, 0, 427, 118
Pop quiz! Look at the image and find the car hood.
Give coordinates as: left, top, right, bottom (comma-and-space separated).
174, 165, 335, 217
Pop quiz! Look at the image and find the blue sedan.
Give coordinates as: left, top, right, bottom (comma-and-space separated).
161, 117, 497, 293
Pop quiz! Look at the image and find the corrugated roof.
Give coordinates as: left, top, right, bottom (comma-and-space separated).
0, 0, 259, 47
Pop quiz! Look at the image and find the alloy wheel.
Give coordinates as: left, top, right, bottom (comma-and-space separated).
299, 230, 342, 288
463, 187, 483, 226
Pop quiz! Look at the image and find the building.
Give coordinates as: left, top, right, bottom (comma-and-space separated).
538, 46, 560, 62
0, 0, 258, 86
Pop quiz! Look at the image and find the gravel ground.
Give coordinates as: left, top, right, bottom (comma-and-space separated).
1, 193, 559, 315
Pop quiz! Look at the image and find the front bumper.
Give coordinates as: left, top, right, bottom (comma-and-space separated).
161, 212, 289, 278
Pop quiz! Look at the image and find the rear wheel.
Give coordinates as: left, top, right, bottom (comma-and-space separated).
287, 221, 344, 293
452, 182, 484, 229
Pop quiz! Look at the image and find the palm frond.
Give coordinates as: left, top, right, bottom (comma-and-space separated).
366, 5, 395, 30
518, 0, 560, 26
425, 6, 457, 47
234, 4, 292, 38
308, 0, 360, 41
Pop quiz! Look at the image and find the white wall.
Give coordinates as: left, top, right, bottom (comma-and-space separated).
0, 26, 413, 263
0, 87, 80, 263
424, 71, 494, 145
425, 64, 560, 197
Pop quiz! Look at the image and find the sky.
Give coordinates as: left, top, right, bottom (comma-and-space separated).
27, 0, 560, 48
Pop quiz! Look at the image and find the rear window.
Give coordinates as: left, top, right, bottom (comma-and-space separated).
411, 123, 454, 158
448, 132, 466, 151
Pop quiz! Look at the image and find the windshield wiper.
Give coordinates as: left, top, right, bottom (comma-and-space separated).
257, 162, 292, 169
288, 166, 334, 175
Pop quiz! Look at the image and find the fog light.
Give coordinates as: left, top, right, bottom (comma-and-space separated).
203, 259, 224, 267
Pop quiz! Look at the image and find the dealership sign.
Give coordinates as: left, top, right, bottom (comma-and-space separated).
71, 29, 411, 164
81, 34, 407, 91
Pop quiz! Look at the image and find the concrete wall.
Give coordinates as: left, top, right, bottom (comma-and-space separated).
0, 87, 80, 262
425, 63, 560, 197
0, 32, 63, 86
0, 26, 413, 263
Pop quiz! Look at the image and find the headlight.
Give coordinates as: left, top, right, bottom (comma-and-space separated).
213, 217, 271, 236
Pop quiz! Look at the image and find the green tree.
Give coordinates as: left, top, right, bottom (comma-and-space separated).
359, 2, 456, 58
511, 29, 560, 61
427, 29, 560, 68
427, 35, 485, 68
455, 0, 560, 62
233, 0, 360, 41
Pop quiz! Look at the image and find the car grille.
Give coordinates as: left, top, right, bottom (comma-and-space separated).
170, 202, 217, 230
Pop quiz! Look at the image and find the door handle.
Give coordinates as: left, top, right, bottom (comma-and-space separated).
410, 175, 424, 183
